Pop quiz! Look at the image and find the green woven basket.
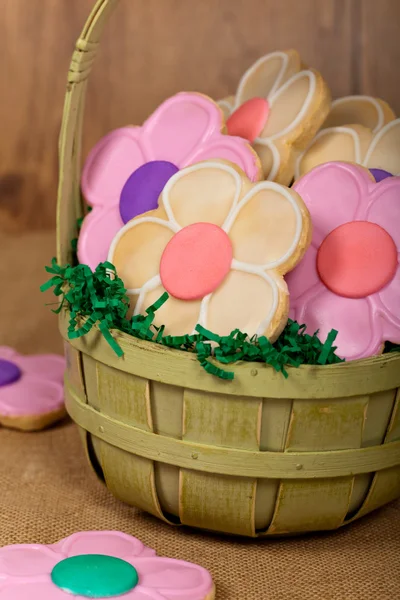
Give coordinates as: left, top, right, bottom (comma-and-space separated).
57, 0, 400, 537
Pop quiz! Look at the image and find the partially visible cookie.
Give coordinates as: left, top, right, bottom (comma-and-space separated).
321, 95, 396, 133
286, 162, 400, 360
296, 117, 400, 180
0, 530, 215, 599
0, 347, 66, 431
218, 49, 331, 184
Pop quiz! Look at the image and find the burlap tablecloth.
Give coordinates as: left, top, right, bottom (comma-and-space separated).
1, 231, 399, 599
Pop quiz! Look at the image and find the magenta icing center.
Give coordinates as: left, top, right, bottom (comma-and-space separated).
119, 160, 179, 224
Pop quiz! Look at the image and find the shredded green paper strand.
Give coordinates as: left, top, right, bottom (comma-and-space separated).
41, 259, 345, 380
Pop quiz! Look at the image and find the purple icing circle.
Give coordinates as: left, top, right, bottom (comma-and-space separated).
119, 161, 179, 224
0, 359, 22, 387
370, 168, 393, 183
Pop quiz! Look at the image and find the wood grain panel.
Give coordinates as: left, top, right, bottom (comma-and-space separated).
0, 0, 356, 232
360, 0, 400, 114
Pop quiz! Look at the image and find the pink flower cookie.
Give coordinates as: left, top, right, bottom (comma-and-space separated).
0, 530, 215, 599
218, 49, 331, 184
296, 116, 400, 181
78, 92, 261, 271
286, 162, 400, 360
109, 160, 311, 340
0, 347, 66, 431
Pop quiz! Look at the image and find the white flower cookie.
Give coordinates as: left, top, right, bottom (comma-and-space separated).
218, 50, 331, 184
109, 161, 311, 341
296, 108, 400, 180
321, 95, 395, 132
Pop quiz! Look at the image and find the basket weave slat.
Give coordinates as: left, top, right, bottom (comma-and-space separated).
57, 0, 400, 536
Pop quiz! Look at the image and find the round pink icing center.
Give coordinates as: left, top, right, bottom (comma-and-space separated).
160, 223, 232, 301
317, 221, 398, 299
226, 97, 270, 143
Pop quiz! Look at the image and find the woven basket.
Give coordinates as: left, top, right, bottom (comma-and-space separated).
57, 0, 400, 537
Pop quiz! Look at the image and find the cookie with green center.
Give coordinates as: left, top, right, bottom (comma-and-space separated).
0, 530, 215, 599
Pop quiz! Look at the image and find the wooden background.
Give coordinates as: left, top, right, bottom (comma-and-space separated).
1, 0, 400, 233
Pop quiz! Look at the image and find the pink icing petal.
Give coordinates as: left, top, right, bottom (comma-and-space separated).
366, 176, 400, 249
55, 531, 156, 560
0, 581, 67, 600
143, 92, 222, 166
0, 545, 58, 578
132, 557, 213, 600
293, 162, 368, 245
0, 377, 63, 417
377, 266, 400, 331
0, 348, 18, 362
81, 127, 145, 208
187, 135, 259, 182
286, 243, 320, 302
77, 206, 123, 271
297, 290, 379, 360
15, 355, 65, 385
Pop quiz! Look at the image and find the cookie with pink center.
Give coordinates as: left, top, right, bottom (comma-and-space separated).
0, 530, 215, 599
286, 162, 400, 360
78, 92, 261, 271
218, 49, 331, 184
108, 160, 311, 340
0, 347, 66, 431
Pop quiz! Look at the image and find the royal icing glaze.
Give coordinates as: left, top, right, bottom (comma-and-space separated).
322, 95, 396, 133
78, 92, 261, 271
370, 168, 392, 182
286, 162, 400, 360
217, 50, 331, 184
226, 97, 270, 143
0, 347, 65, 430
109, 160, 311, 341
296, 118, 400, 180
0, 531, 214, 600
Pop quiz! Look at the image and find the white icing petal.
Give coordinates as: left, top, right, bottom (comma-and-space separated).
224, 182, 303, 270
108, 218, 178, 293
364, 118, 400, 175
199, 267, 280, 338
161, 161, 243, 228
324, 95, 385, 133
235, 51, 290, 108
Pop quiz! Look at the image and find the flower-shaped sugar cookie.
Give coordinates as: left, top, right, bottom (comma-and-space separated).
78, 92, 261, 271
0, 530, 215, 599
321, 95, 395, 132
0, 347, 66, 431
109, 161, 311, 340
286, 162, 400, 360
296, 116, 400, 180
218, 50, 331, 184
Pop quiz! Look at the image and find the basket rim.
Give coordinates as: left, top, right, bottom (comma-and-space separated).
60, 309, 400, 399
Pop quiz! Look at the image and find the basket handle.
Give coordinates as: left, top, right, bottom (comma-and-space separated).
56, 0, 120, 265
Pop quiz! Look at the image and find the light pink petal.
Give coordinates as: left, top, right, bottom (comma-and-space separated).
81, 127, 145, 208
366, 176, 400, 248
0, 581, 67, 600
77, 206, 123, 271
378, 266, 400, 332
0, 545, 58, 577
295, 290, 379, 360
130, 589, 165, 600
286, 244, 320, 302
15, 355, 65, 385
0, 377, 63, 417
0, 348, 17, 362
187, 135, 260, 182
56, 531, 155, 560
293, 162, 368, 245
144, 92, 221, 166
132, 557, 213, 600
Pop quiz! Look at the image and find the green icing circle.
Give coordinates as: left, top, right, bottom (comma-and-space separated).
51, 554, 139, 598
